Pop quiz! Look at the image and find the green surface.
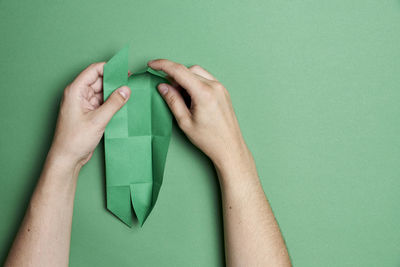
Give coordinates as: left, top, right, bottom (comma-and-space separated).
0, 0, 400, 266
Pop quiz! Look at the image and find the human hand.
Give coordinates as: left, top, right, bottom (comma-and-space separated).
49, 62, 131, 169
148, 59, 253, 171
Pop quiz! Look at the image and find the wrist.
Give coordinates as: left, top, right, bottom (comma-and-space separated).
212, 142, 258, 186
46, 146, 83, 179
30, 146, 81, 209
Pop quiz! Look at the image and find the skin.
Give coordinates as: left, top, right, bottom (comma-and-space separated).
5, 60, 291, 267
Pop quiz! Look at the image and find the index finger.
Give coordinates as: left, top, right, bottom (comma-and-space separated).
147, 59, 203, 96
74, 62, 106, 87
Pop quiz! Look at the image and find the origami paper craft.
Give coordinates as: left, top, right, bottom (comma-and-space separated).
103, 47, 172, 227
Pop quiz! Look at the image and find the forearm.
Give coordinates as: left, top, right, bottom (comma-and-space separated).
215, 146, 291, 267
5, 148, 80, 267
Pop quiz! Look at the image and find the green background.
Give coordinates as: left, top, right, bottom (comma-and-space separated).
1, 0, 400, 266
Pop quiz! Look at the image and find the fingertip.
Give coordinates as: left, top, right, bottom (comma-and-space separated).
122, 85, 131, 92
158, 83, 169, 96
118, 86, 131, 100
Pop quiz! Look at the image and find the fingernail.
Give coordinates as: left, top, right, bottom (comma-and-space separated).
148, 60, 154, 65
158, 84, 169, 95
118, 87, 130, 99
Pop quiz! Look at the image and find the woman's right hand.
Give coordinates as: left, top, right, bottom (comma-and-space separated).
148, 59, 254, 173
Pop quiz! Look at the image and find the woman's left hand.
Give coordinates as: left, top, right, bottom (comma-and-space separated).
50, 62, 131, 169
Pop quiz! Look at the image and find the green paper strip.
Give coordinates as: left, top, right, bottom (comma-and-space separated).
103, 47, 172, 227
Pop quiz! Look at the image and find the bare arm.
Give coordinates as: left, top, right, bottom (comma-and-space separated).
5, 63, 130, 267
217, 149, 290, 266
148, 60, 291, 266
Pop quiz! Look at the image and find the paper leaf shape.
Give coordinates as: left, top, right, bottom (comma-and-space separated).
103, 47, 172, 226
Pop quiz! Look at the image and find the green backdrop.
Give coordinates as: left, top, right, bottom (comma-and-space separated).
1, 0, 400, 266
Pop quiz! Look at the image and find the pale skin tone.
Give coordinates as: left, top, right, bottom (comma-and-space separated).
5, 60, 291, 267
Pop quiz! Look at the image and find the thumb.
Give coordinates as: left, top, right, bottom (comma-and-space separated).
95, 86, 131, 127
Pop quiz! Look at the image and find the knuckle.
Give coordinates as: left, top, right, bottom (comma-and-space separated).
167, 93, 177, 107
174, 63, 186, 72
211, 82, 230, 99
190, 65, 202, 71
213, 81, 225, 92
112, 90, 125, 104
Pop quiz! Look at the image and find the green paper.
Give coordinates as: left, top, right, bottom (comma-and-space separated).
103, 47, 172, 227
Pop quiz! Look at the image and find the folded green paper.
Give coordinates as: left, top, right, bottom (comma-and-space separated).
103, 47, 172, 226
